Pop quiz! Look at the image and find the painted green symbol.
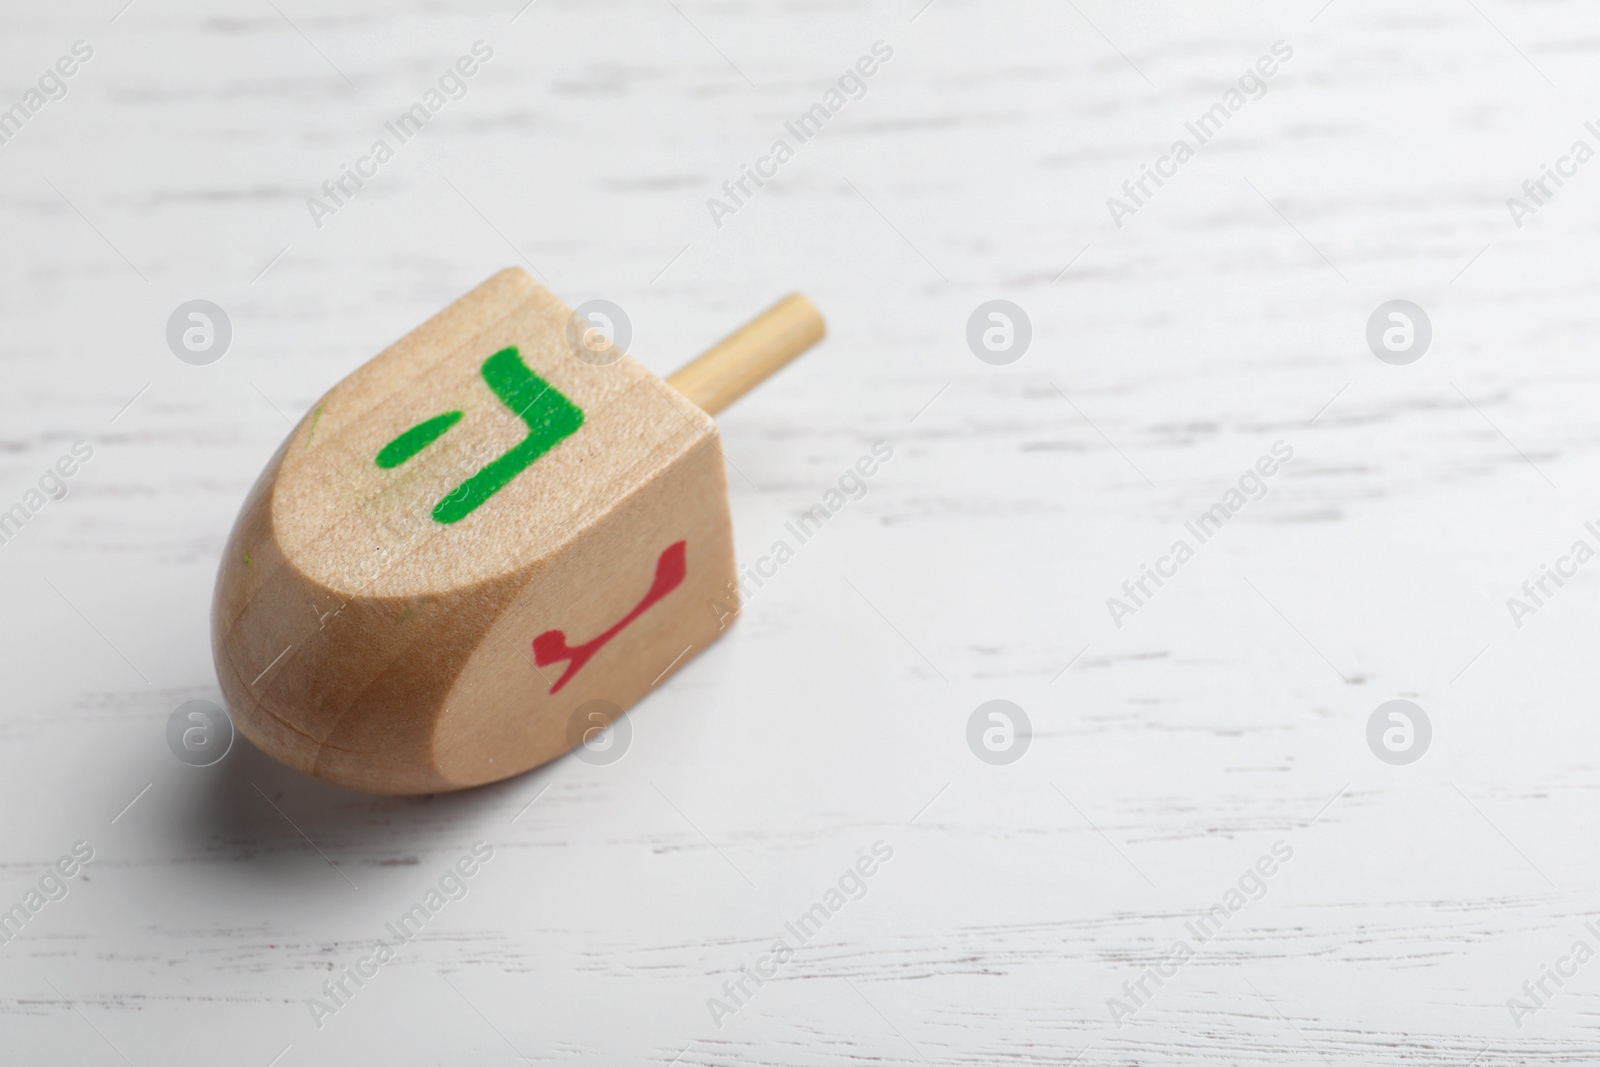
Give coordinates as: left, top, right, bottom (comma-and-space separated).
376, 411, 462, 468
375, 346, 584, 524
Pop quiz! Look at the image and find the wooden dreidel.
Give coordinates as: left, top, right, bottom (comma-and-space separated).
212, 268, 824, 794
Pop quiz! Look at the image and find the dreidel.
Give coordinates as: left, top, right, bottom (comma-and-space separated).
212, 268, 824, 794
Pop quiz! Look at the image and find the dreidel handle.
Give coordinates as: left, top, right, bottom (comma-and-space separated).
667, 294, 826, 416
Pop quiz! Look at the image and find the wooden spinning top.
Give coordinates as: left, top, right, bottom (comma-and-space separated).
211, 268, 824, 794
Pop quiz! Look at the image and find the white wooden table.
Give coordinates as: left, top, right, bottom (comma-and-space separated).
3, 0, 1597, 1062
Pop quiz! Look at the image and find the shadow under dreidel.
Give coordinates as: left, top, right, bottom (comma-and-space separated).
159, 719, 544, 892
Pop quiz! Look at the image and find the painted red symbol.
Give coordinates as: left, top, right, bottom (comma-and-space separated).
533, 540, 687, 693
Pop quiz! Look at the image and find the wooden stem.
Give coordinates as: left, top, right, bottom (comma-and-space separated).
667, 294, 826, 416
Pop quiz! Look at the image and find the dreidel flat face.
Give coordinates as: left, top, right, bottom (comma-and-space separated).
212, 268, 737, 794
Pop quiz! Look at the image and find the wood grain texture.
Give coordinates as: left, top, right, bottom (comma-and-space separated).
1, 0, 1598, 1064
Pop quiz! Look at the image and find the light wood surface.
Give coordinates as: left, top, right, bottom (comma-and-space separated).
667, 294, 826, 416
4, 1, 1600, 1064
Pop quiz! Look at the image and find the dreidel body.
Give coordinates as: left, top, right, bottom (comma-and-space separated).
212, 268, 824, 794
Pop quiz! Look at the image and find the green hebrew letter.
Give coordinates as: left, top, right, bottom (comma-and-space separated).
375, 411, 462, 468
374, 346, 585, 524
